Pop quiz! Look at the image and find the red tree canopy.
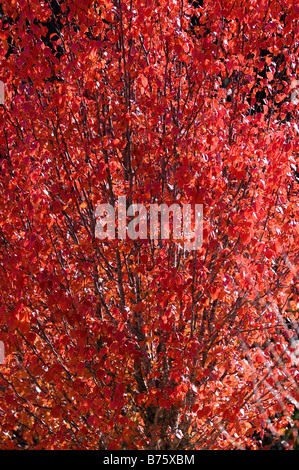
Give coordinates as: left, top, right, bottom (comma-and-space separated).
0, 0, 298, 450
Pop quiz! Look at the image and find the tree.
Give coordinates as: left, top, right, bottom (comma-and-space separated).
0, 0, 298, 450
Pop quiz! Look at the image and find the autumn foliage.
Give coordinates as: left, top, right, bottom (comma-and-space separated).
0, 0, 298, 450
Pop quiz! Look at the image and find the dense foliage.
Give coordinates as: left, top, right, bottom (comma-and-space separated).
0, 0, 298, 450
